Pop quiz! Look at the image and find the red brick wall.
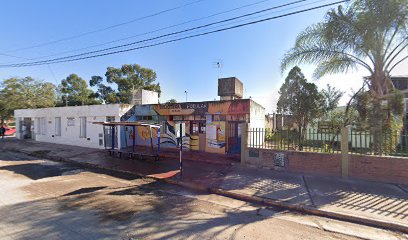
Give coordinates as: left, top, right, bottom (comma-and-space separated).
248, 148, 408, 184
350, 155, 408, 184
252, 149, 342, 177
285, 151, 342, 177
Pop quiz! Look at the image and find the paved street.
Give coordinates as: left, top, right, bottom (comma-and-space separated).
2, 138, 407, 232
0, 151, 404, 240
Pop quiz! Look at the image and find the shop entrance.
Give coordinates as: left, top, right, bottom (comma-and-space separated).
190, 121, 206, 151
226, 122, 242, 154
22, 118, 33, 139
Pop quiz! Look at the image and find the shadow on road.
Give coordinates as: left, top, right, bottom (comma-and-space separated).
0, 163, 79, 180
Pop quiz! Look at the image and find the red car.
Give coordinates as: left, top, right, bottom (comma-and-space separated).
2, 126, 16, 136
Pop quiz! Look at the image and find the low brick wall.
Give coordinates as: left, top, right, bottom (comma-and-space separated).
245, 148, 408, 184
285, 151, 341, 177
350, 155, 408, 184
245, 148, 341, 177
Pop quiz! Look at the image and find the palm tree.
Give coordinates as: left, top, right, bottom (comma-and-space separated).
281, 0, 408, 154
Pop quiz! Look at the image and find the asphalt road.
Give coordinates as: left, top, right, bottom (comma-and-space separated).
0, 151, 404, 240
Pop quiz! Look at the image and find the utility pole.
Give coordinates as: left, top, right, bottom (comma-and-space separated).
179, 123, 183, 178
184, 91, 188, 102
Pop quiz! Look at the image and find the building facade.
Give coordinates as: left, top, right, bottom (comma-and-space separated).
14, 104, 132, 149
119, 99, 266, 155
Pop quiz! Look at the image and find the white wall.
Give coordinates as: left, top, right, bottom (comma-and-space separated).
142, 89, 159, 104
132, 89, 159, 105
249, 100, 266, 128
15, 104, 131, 149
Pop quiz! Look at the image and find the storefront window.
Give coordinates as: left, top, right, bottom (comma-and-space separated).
199, 122, 206, 133
194, 115, 206, 120
192, 123, 199, 134
183, 115, 194, 121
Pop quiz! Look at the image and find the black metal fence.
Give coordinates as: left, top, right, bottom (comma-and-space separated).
349, 128, 408, 156
247, 128, 408, 156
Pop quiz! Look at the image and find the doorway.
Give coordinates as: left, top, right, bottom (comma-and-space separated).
22, 118, 32, 139
226, 122, 242, 154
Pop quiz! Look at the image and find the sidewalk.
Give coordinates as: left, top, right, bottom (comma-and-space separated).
1, 139, 407, 233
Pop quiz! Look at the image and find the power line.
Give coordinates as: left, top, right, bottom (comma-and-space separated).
2, 0, 206, 53
3, 0, 309, 66
0, 52, 27, 60
2, 0, 343, 68
0, 0, 274, 64
0, 50, 59, 84
1, 0, 345, 68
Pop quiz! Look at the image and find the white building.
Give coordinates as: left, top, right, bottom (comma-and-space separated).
15, 104, 132, 149
14, 89, 159, 149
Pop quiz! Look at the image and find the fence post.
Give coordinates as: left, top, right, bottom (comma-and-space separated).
341, 126, 349, 178
240, 123, 248, 165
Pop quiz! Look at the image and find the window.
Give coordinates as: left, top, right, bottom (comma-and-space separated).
405, 99, 408, 112
37, 117, 46, 135
106, 116, 115, 122
55, 117, 61, 136
183, 115, 194, 121
194, 115, 206, 121
79, 117, 87, 138
35, 117, 41, 134
191, 123, 199, 135
200, 122, 206, 134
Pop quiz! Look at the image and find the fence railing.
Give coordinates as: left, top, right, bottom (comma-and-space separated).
247, 128, 408, 156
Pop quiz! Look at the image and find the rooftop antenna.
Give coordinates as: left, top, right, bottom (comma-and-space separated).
212, 59, 223, 79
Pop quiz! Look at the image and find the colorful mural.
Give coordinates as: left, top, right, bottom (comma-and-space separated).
207, 100, 250, 115
120, 99, 250, 153
160, 121, 192, 149
121, 125, 159, 148
206, 121, 226, 154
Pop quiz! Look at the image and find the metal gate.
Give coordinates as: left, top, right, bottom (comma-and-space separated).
226, 122, 242, 154
103, 125, 118, 149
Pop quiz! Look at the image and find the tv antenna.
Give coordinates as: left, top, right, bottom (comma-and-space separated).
212, 60, 223, 79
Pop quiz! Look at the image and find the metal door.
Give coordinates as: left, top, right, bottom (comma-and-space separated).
23, 118, 32, 139
227, 122, 242, 154
104, 126, 118, 149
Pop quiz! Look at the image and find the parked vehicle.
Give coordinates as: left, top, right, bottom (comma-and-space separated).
2, 126, 16, 136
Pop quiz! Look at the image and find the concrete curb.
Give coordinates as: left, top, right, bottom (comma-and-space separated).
9, 147, 408, 234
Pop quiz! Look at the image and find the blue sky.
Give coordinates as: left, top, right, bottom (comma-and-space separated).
1, 0, 407, 113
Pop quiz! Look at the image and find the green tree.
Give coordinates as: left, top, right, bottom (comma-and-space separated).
89, 76, 119, 104
281, 0, 408, 154
0, 77, 56, 124
277, 66, 323, 148
321, 84, 343, 115
166, 98, 177, 104
353, 88, 404, 154
59, 74, 99, 106
105, 64, 161, 104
